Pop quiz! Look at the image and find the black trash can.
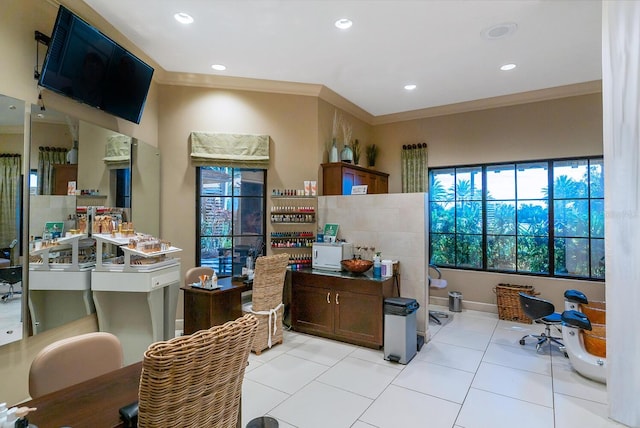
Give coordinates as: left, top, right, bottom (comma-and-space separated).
384, 297, 420, 364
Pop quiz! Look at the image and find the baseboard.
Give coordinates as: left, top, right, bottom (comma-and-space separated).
429, 296, 498, 314
175, 318, 184, 336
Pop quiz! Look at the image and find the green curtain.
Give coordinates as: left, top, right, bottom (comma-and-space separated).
37, 147, 68, 195
401, 143, 428, 193
0, 154, 21, 264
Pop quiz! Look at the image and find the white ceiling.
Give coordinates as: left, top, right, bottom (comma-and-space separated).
78, 1, 603, 117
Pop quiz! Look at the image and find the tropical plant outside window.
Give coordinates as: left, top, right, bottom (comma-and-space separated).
197, 167, 266, 276
429, 157, 604, 280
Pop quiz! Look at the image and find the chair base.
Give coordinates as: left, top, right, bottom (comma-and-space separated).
246, 416, 279, 428
520, 324, 565, 354
429, 310, 449, 325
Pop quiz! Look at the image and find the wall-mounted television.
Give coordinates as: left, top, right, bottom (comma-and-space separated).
38, 6, 154, 124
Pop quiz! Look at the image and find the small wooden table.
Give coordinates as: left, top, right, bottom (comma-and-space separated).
181, 276, 252, 335
19, 362, 142, 428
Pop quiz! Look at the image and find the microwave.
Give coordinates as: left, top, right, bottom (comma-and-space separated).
312, 242, 353, 271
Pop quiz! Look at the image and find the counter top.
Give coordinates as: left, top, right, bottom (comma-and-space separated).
291, 267, 393, 282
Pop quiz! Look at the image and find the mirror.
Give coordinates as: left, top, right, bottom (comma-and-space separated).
27, 106, 159, 335
0, 94, 26, 346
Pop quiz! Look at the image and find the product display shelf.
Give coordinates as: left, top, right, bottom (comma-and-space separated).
29, 233, 93, 271
91, 233, 182, 364
93, 233, 181, 273
28, 233, 95, 334
270, 232, 315, 249
270, 193, 316, 270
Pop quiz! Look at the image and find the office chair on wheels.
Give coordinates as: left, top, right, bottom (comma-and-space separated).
518, 292, 564, 353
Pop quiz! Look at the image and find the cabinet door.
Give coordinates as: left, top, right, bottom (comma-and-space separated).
292, 284, 334, 335
343, 168, 368, 195
368, 174, 379, 194
342, 168, 356, 195
334, 289, 383, 346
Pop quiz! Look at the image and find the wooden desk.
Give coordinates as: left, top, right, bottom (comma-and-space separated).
20, 362, 142, 428
182, 276, 251, 335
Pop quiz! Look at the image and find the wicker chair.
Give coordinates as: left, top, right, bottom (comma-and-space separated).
138, 313, 258, 428
242, 253, 290, 354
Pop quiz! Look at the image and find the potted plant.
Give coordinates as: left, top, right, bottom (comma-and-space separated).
366, 144, 378, 168
352, 139, 361, 165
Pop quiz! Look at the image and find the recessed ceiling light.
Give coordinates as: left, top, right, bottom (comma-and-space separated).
335, 18, 353, 30
481, 22, 517, 40
404, 84, 417, 91
174, 12, 194, 24
500, 63, 517, 71
211, 64, 226, 71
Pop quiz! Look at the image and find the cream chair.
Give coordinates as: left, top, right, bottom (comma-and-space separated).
184, 266, 214, 285
28, 332, 124, 398
242, 253, 290, 354
138, 313, 258, 428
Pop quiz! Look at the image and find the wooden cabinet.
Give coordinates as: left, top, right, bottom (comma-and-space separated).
181, 277, 251, 335
291, 269, 396, 348
52, 164, 77, 195
322, 163, 389, 195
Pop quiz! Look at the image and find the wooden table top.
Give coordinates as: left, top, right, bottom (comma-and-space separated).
19, 362, 142, 428
181, 275, 252, 294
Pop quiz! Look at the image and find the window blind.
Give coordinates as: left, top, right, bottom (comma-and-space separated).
190, 132, 270, 169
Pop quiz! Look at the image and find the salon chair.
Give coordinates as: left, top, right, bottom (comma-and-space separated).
518, 292, 564, 353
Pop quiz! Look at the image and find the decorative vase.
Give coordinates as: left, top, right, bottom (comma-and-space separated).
341, 143, 353, 163
329, 138, 339, 162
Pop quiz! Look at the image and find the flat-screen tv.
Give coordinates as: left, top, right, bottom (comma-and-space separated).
38, 6, 154, 124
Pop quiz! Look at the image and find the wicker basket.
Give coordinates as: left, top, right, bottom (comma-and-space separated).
494, 283, 537, 324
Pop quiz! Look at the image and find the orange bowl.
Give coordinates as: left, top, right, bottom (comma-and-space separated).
341, 258, 373, 274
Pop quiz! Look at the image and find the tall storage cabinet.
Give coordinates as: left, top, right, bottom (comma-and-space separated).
322, 163, 389, 195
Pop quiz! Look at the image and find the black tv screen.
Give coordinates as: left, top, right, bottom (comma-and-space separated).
38, 6, 154, 124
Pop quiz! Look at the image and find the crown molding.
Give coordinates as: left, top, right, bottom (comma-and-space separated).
156, 71, 375, 123
156, 71, 601, 126
371, 80, 603, 125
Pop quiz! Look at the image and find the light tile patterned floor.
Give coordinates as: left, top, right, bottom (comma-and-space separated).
242, 306, 623, 428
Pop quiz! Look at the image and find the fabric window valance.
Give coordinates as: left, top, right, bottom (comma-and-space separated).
103, 135, 131, 168
190, 132, 270, 169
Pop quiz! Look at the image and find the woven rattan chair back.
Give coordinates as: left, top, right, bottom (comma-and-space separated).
138, 314, 258, 428
251, 253, 289, 312
242, 253, 289, 354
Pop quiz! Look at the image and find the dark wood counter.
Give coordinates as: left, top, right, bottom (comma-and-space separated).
181, 276, 251, 334
291, 269, 398, 348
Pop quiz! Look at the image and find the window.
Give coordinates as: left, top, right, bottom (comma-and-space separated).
197, 167, 266, 276
429, 157, 604, 280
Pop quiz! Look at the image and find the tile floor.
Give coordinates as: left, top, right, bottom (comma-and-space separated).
242, 306, 624, 428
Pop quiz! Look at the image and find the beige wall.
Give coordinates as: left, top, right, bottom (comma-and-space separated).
158, 85, 321, 318
0, 0, 160, 405
1, 0, 606, 406
373, 94, 603, 193
372, 93, 605, 310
